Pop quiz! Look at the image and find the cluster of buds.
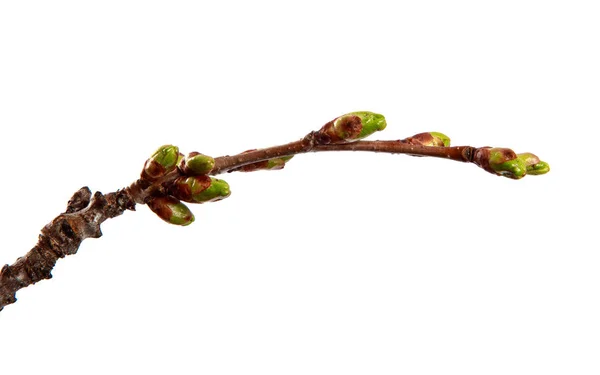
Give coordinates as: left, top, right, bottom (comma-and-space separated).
140, 145, 231, 226
473, 147, 550, 179
317, 111, 387, 144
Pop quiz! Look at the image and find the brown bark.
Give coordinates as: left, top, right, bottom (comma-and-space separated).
0, 187, 135, 311
211, 133, 476, 175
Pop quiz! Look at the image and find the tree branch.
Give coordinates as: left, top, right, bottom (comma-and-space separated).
0, 111, 549, 312
0, 188, 136, 311
210, 137, 476, 175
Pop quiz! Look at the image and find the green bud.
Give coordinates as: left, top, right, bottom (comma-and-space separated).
429, 132, 451, 147
474, 147, 549, 179
235, 150, 293, 172
527, 161, 550, 175
493, 159, 527, 179
180, 152, 215, 175
517, 153, 550, 175
141, 145, 180, 181
151, 145, 179, 169
488, 148, 527, 179
191, 178, 231, 203
266, 155, 293, 170
147, 195, 195, 226
353, 111, 387, 139
318, 111, 386, 144
170, 175, 213, 202
406, 132, 451, 147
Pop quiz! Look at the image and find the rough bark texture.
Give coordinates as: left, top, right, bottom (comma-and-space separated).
0, 187, 135, 311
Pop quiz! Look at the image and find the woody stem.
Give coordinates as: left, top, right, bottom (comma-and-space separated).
210, 135, 476, 175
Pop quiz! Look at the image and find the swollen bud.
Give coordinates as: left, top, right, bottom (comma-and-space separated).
179, 152, 215, 176
429, 132, 451, 147
355, 111, 387, 139
185, 177, 231, 203
170, 175, 213, 202
142, 145, 180, 181
473, 147, 527, 179
332, 114, 363, 141
489, 148, 527, 179
405, 132, 451, 147
318, 111, 386, 144
517, 153, 551, 176
147, 195, 195, 226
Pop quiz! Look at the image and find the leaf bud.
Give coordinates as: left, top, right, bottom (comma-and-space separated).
517, 153, 550, 175
141, 145, 180, 181
147, 195, 195, 226
190, 177, 231, 203
266, 155, 294, 170
405, 132, 451, 147
355, 111, 387, 139
473, 147, 527, 179
170, 175, 213, 202
318, 111, 386, 144
179, 152, 215, 176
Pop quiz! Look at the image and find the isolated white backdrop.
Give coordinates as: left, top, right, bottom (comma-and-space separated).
0, 1, 598, 374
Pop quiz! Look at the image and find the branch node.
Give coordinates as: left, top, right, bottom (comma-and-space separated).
301, 131, 319, 148
65, 186, 92, 213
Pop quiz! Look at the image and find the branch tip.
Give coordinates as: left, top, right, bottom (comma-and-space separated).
474, 147, 550, 179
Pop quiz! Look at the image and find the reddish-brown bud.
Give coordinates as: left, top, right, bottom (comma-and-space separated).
321, 115, 363, 143
404, 132, 451, 147
169, 175, 213, 202
317, 111, 386, 144
147, 195, 195, 226
473, 147, 527, 179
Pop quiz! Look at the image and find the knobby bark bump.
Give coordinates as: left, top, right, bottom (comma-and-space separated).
0, 111, 550, 311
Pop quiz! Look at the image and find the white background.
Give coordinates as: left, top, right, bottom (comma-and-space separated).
0, 1, 598, 374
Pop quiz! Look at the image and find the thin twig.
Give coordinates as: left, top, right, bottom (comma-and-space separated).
211, 137, 476, 175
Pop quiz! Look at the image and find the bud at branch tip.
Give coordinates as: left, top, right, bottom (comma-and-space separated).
474, 147, 550, 179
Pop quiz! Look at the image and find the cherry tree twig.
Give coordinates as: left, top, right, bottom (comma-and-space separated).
0, 111, 549, 311
210, 138, 476, 175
